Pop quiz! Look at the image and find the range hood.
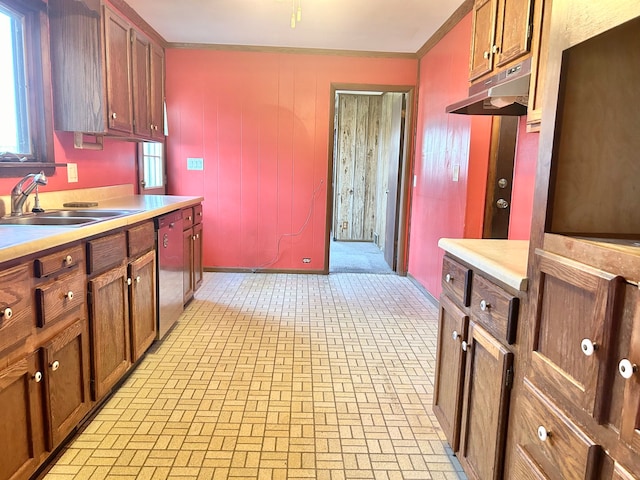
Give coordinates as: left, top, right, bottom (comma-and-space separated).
446, 58, 531, 116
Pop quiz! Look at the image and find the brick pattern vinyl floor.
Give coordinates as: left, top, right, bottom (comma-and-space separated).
44, 272, 465, 480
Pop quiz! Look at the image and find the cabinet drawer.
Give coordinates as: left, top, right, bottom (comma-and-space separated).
87, 232, 127, 275
517, 380, 602, 479
0, 264, 34, 354
470, 274, 519, 344
34, 244, 84, 278
182, 207, 194, 229
127, 221, 155, 258
36, 271, 85, 327
442, 256, 472, 307
193, 204, 203, 225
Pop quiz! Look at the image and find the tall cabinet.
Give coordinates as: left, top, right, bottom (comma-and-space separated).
505, 1, 640, 477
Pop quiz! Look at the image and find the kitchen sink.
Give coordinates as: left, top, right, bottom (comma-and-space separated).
0, 209, 141, 226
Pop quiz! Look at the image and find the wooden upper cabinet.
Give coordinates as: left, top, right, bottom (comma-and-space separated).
104, 6, 133, 134
469, 0, 534, 82
526, 0, 552, 132
132, 31, 152, 138
150, 44, 165, 138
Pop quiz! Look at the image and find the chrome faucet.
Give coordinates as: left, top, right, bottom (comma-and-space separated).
11, 171, 48, 216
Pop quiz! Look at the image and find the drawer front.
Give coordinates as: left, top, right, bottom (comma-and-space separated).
0, 264, 34, 353
34, 244, 84, 278
36, 272, 85, 327
127, 221, 155, 258
182, 207, 194, 229
193, 204, 203, 225
470, 274, 519, 344
442, 256, 472, 307
87, 232, 127, 275
518, 380, 602, 480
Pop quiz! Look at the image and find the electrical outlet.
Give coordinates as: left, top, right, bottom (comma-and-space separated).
302, 258, 311, 263
187, 157, 204, 170
67, 163, 78, 183
452, 165, 460, 182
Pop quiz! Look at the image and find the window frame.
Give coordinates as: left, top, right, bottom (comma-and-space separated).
137, 141, 166, 195
0, 0, 55, 178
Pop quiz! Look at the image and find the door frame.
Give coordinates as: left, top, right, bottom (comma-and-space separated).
325, 83, 416, 275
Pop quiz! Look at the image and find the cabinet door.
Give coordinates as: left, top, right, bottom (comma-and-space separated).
104, 7, 133, 134
0, 263, 33, 355
619, 284, 640, 453
150, 43, 164, 138
88, 265, 130, 400
42, 319, 91, 449
193, 222, 203, 292
494, 0, 534, 68
458, 322, 513, 480
131, 30, 151, 138
469, 0, 498, 81
0, 354, 44, 480
529, 250, 624, 423
183, 228, 194, 304
129, 250, 157, 362
526, 0, 552, 131
433, 294, 469, 451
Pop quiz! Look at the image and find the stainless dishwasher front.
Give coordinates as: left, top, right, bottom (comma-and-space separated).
155, 210, 184, 339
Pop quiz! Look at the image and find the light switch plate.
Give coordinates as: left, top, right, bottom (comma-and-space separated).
187, 157, 204, 170
67, 163, 78, 183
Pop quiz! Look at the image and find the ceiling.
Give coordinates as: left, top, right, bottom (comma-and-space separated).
124, 0, 465, 53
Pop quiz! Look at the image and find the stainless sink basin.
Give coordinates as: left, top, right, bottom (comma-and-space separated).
0, 209, 141, 226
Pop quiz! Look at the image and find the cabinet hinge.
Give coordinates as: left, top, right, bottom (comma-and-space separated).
505, 366, 514, 389
527, 23, 532, 40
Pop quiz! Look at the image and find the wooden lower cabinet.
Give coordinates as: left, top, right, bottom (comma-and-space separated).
0, 353, 44, 480
182, 205, 204, 304
129, 250, 156, 362
42, 318, 91, 449
183, 226, 194, 304
458, 322, 513, 479
88, 264, 130, 400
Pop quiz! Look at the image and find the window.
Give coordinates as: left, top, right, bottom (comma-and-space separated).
0, 0, 54, 176
138, 142, 166, 194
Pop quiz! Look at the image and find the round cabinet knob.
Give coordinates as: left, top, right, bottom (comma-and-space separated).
483, 51, 490, 59
1, 307, 12, 320
127, 278, 132, 285
64, 291, 74, 300
33, 371, 43, 383
150, 123, 155, 130
135, 276, 141, 283
461, 341, 469, 352
480, 300, 491, 311
198, 211, 203, 216
537, 426, 550, 442
196, 234, 200, 239
192, 235, 197, 241
581, 339, 598, 356
492, 45, 500, 54
452, 330, 460, 341
445, 274, 452, 283
51, 360, 60, 371
111, 112, 117, 119
619, 359, 638, 380
65, 255, 73, 266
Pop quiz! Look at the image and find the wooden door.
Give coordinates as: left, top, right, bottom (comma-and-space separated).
494, 0, 534, 68
619, 284, 640, 453
129, 250, 156, 362
433, 294, 469, 451
193, 222, 203, 291
334, 94, 382, 241
150, 43, 165, 138
529, 250, 624, 423
104, 7, 132, 133
383, 93, 403, 269
183, 227, 194, 304
0, 353, 44, 480
88, 265, 130, 400
43, 319, 90, 449
131, 30, 151, 138
483, 116, 517, 239
469, 0, 498, 81
458, 322, 513, 479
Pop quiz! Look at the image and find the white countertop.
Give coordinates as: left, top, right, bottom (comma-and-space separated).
0, 193, 203, 264
438, 238, 530, 291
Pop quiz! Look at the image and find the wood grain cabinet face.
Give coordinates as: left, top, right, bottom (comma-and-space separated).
35, 271, 85, 328
470, 274, 519, 344
469, 0, 498, 81
42, 319, 91, 450
0, 353, 44, 480
88, 264, 130, 400
131, 31, 152, 138
526, 0, 552, 131
442, 256, 472, 307
529, 250, 624, 423
149, 44, 165, 139
104, 6, 133, 134
0, 264, 33, 355
458, 322, 513, 480
433, 294, 469, 451
618, 284, 640, 453
128, 250, 156, 362
193, 222, 203, 291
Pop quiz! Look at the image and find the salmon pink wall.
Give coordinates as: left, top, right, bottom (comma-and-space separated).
165, 49, 417, 271
509, 116, 539, 239
407, 13, 492, 298
0, 132, 138, 198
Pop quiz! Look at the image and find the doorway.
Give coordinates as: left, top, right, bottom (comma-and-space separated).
326, 85, 413, 274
